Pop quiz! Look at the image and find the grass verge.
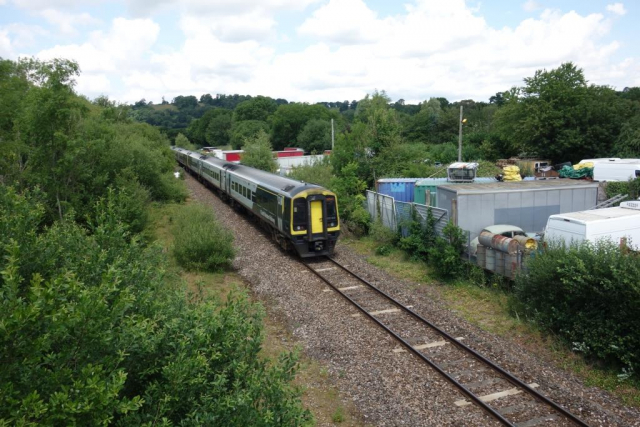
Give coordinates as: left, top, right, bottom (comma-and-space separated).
341, 236, 640, 408
149, 201, 367, 425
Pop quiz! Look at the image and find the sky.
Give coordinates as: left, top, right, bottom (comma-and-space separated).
1, 0, 638, 104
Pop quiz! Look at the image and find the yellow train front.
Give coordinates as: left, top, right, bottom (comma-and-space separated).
286, 188, 340, 257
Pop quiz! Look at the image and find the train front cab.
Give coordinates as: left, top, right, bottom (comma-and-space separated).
288, 190, 340, 257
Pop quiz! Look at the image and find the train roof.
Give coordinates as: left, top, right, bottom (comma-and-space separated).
172, 146, 324, 197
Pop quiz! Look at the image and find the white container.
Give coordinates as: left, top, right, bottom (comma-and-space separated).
544, 203, 640, 250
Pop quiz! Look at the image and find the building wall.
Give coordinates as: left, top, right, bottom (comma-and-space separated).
439, 185, 598, 242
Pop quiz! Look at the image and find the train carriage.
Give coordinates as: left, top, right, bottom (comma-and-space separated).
171, 146, 340, 257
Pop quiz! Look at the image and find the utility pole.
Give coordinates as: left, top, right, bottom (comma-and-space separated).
458, 105, 463, 162
331, 119, 335, 151
331, 118, 335, 151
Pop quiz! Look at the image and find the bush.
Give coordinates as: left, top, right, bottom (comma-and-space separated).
172, 203, 235, 271
397, 208, 437, 261
369, 219, 397, 246
605, 178, 640, 204
0, 188, 311, 426
330, 162, 370, 235
288, 156, 333, 188
514, 241, 640, 374
429, 221, 466, 279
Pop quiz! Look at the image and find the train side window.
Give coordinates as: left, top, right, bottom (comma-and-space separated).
293, 198, 307, 231
326, 196, 338, 227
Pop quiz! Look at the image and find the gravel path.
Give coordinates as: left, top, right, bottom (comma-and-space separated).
184, 172, 640, 427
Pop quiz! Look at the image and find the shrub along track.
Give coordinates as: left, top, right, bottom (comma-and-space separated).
183, 171, 640, 427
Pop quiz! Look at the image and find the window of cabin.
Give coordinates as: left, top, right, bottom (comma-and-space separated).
293, 198, 307, 231
326, 196, 338, 227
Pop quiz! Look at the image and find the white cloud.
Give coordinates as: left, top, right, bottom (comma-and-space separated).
0, 23, 48, 57
125, 0, 320, 17
298, 0, 387, 44
522, 0, 542, 12
35, 18, 159, 98
40, 9, 101, 35
17, 0, 634, 103
606, 3, 626, 16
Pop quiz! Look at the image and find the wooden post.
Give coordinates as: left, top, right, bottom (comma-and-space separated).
426, 189, 431, 207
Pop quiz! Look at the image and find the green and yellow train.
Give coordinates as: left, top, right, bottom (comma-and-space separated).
172, 147, 340, 257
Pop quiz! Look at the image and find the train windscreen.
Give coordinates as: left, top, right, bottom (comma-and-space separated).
326, 196, 338, 228
293, 198, 307, 231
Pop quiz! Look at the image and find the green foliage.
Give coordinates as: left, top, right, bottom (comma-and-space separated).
331, 406, 345, 423
270, 103, 338, 150
241, 129, 278, 173
0, 187, 311, 427
172, 203, 235, 272
175, 132, 196, 150
397, 208, 437, 261
329, 162, 370, 235
514, 241, 640, 374
429, 221, 466, 279
605, 178, 640, 205
288, 156, 333, 188
230, 120, 270, 149
1, 57, 186, 224
297, 119, 331, 153
234, 96, 278, 122
369, 219, 397, 248
494, 62, 633, 163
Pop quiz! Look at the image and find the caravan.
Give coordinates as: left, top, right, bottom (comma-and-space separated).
543, 201, 640, 250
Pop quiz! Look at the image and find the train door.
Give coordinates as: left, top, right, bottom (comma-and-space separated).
277, 195, 284, 230
310, 200, 323, 234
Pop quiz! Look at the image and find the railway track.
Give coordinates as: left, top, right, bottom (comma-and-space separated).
303, 256, 591, 427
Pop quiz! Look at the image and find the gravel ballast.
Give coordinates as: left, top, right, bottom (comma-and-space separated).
184, 172, 640, 427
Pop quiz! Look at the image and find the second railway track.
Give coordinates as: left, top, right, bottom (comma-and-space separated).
303, 256, 590, 427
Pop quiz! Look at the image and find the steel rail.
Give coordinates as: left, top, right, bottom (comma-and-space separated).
303, 260, 517, 426
315, 256, 590, 427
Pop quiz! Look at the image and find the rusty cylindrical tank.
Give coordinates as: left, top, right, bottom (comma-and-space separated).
478, 231, 519, 254
512, 235, 537, 251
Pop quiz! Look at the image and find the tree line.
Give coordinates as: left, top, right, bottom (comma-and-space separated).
130, 62, 640, 167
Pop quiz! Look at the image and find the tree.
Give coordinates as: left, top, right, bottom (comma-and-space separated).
230, 120, 269, 149
200, 93, 214, 105
206, 109, 232, 146
270, 103, 337, 150
240, 129, 277, 172
175, 132, 196, 150
297, 119, 331, 153
172, 95, 198, 109
494, 62, 630, 162
233, 95, 277, 122
16, 58, 87, 220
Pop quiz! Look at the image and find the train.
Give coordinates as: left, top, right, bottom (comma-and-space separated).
171, 146, 340, 257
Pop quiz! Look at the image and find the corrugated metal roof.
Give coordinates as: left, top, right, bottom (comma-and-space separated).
377, 178, 422, 183
415, 177, 497, 186
438, 179, 599, 194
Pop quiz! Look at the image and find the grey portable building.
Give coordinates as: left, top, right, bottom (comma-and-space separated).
437, 180, 599, 243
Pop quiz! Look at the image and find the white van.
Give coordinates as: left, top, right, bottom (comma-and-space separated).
592, 159, 640, 182
544, 201, 640, 250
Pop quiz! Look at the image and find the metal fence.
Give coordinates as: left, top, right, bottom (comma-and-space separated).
366, 190, 449, 237
367, 190, 397, 231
